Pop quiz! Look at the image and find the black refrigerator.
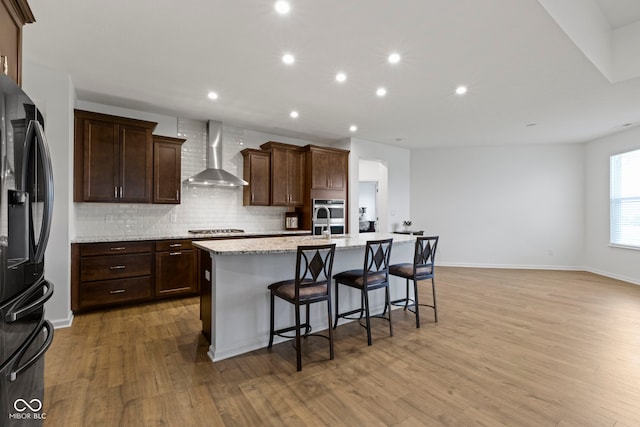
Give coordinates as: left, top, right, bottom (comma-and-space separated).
0, 73, 55, 425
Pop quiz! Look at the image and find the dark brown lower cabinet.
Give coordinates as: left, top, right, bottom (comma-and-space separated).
72, 241, 154, 311
155, 240, 197, 297
72, 239, 198, 312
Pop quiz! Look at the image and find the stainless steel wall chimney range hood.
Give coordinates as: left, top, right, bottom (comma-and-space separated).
183, 120, 248, 187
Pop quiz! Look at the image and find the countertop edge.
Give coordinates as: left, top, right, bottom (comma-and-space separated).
71, 230, 312, 244
192, 233, 416, 255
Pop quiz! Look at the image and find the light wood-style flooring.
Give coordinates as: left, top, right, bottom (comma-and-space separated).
43, 268, 640, 426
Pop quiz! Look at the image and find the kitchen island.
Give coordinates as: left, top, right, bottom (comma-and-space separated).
193, 233, 416, 362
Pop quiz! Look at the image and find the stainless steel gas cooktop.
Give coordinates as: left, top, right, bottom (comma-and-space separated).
188, 228, 245, 234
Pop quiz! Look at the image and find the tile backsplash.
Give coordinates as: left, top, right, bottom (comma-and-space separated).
74, 118, 289, 239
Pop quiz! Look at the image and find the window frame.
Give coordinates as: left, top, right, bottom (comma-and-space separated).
609, 146, 640, 251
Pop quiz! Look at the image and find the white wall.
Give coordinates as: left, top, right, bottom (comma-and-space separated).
411, 144, 585, 269
22, 62, 76, 326
585, 128, 640, 284
348, 138, 410, 234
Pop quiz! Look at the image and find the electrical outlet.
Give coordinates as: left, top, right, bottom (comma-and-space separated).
169, 214, 178, 223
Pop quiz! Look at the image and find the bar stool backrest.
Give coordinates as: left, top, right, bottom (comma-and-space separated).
295, 244, 336, 299
413, 236, 439, 279
363, 238, 393, 284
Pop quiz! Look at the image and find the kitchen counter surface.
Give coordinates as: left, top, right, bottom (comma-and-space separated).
72, 229, 311, 244
193, 232, 415, 255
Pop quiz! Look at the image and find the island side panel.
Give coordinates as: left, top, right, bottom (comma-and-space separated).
207, 241, 413, 362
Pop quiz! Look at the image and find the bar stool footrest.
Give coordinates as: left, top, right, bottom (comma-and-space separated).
390, 297, 416, 308
272, 323, 312, 340
335, 307, 365, 322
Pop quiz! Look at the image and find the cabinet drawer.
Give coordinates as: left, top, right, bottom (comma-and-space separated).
79, 277, 152, 309
81, 253, 152, 282
155, 240, 193, 252
80, 241, 152, 256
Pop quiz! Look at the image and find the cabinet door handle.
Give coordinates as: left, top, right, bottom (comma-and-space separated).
119, 186, 123, 198
110, 247, 126, 251
1, 55, 7, 75
109, 265, 126, 270
169, 244, 182, 248
169, 252, 182, 256
251, 193, 254, 202
114, 186, 118, 198
109, 289, 126, 294
176, 190, 179, 200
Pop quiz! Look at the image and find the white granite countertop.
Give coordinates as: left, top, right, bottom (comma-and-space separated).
192, 232, 416, 255
72, 229, 311, 244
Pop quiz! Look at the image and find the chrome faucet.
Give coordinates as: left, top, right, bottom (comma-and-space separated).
313, 206, 331, 238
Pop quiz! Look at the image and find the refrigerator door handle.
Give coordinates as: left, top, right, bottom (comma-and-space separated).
8, 319, 54, 382
22, 120, 55, 264
2, 279, 54, 323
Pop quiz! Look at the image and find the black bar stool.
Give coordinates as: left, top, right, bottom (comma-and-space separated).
388, 236, 439, 327
333, 238, 393, 346
268, 243, 336, 371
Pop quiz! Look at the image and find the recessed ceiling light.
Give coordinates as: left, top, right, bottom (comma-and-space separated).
388, 53, 401, 64
207, 91, 218, 100
455, 85, 468, 95
282, 53, 295, 65
336, 72, 347, 83
290, 110, 299, 118
274, 1, 290, 14
349, 125, 358, 132
376, 87, 387, 97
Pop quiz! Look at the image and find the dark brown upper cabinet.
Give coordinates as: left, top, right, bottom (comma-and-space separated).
306, 145, 349, 191
153, 135, 185, 204
241, 148, 270, 206
260, 141, 305, 206
0, 0, 35, 86
74, 109, 156, 203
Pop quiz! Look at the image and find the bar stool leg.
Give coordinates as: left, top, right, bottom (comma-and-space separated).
432, 277, 438, 323
404, 278, 410, 310
386, 286, 393, 337
413, 279, 421, 328
269, 292, 275, 348
363, 288, 372, 346
333, 282, 340, 329
295, 302, 302, 372
327, 298, 334, 360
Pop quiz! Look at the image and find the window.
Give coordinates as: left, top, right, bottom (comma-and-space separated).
610, 148, 640, 248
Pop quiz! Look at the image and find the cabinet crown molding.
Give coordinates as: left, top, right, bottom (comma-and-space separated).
3, 0, 35, 24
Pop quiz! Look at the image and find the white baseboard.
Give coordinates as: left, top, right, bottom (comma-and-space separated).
583, 267, 640, 286
438, 262, 583, 271
438, 262, 640, 286
47, 311, 74, 329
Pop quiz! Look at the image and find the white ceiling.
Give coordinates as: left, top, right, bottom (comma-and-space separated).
593, 0, 640, 29
22, 0, 640, 149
